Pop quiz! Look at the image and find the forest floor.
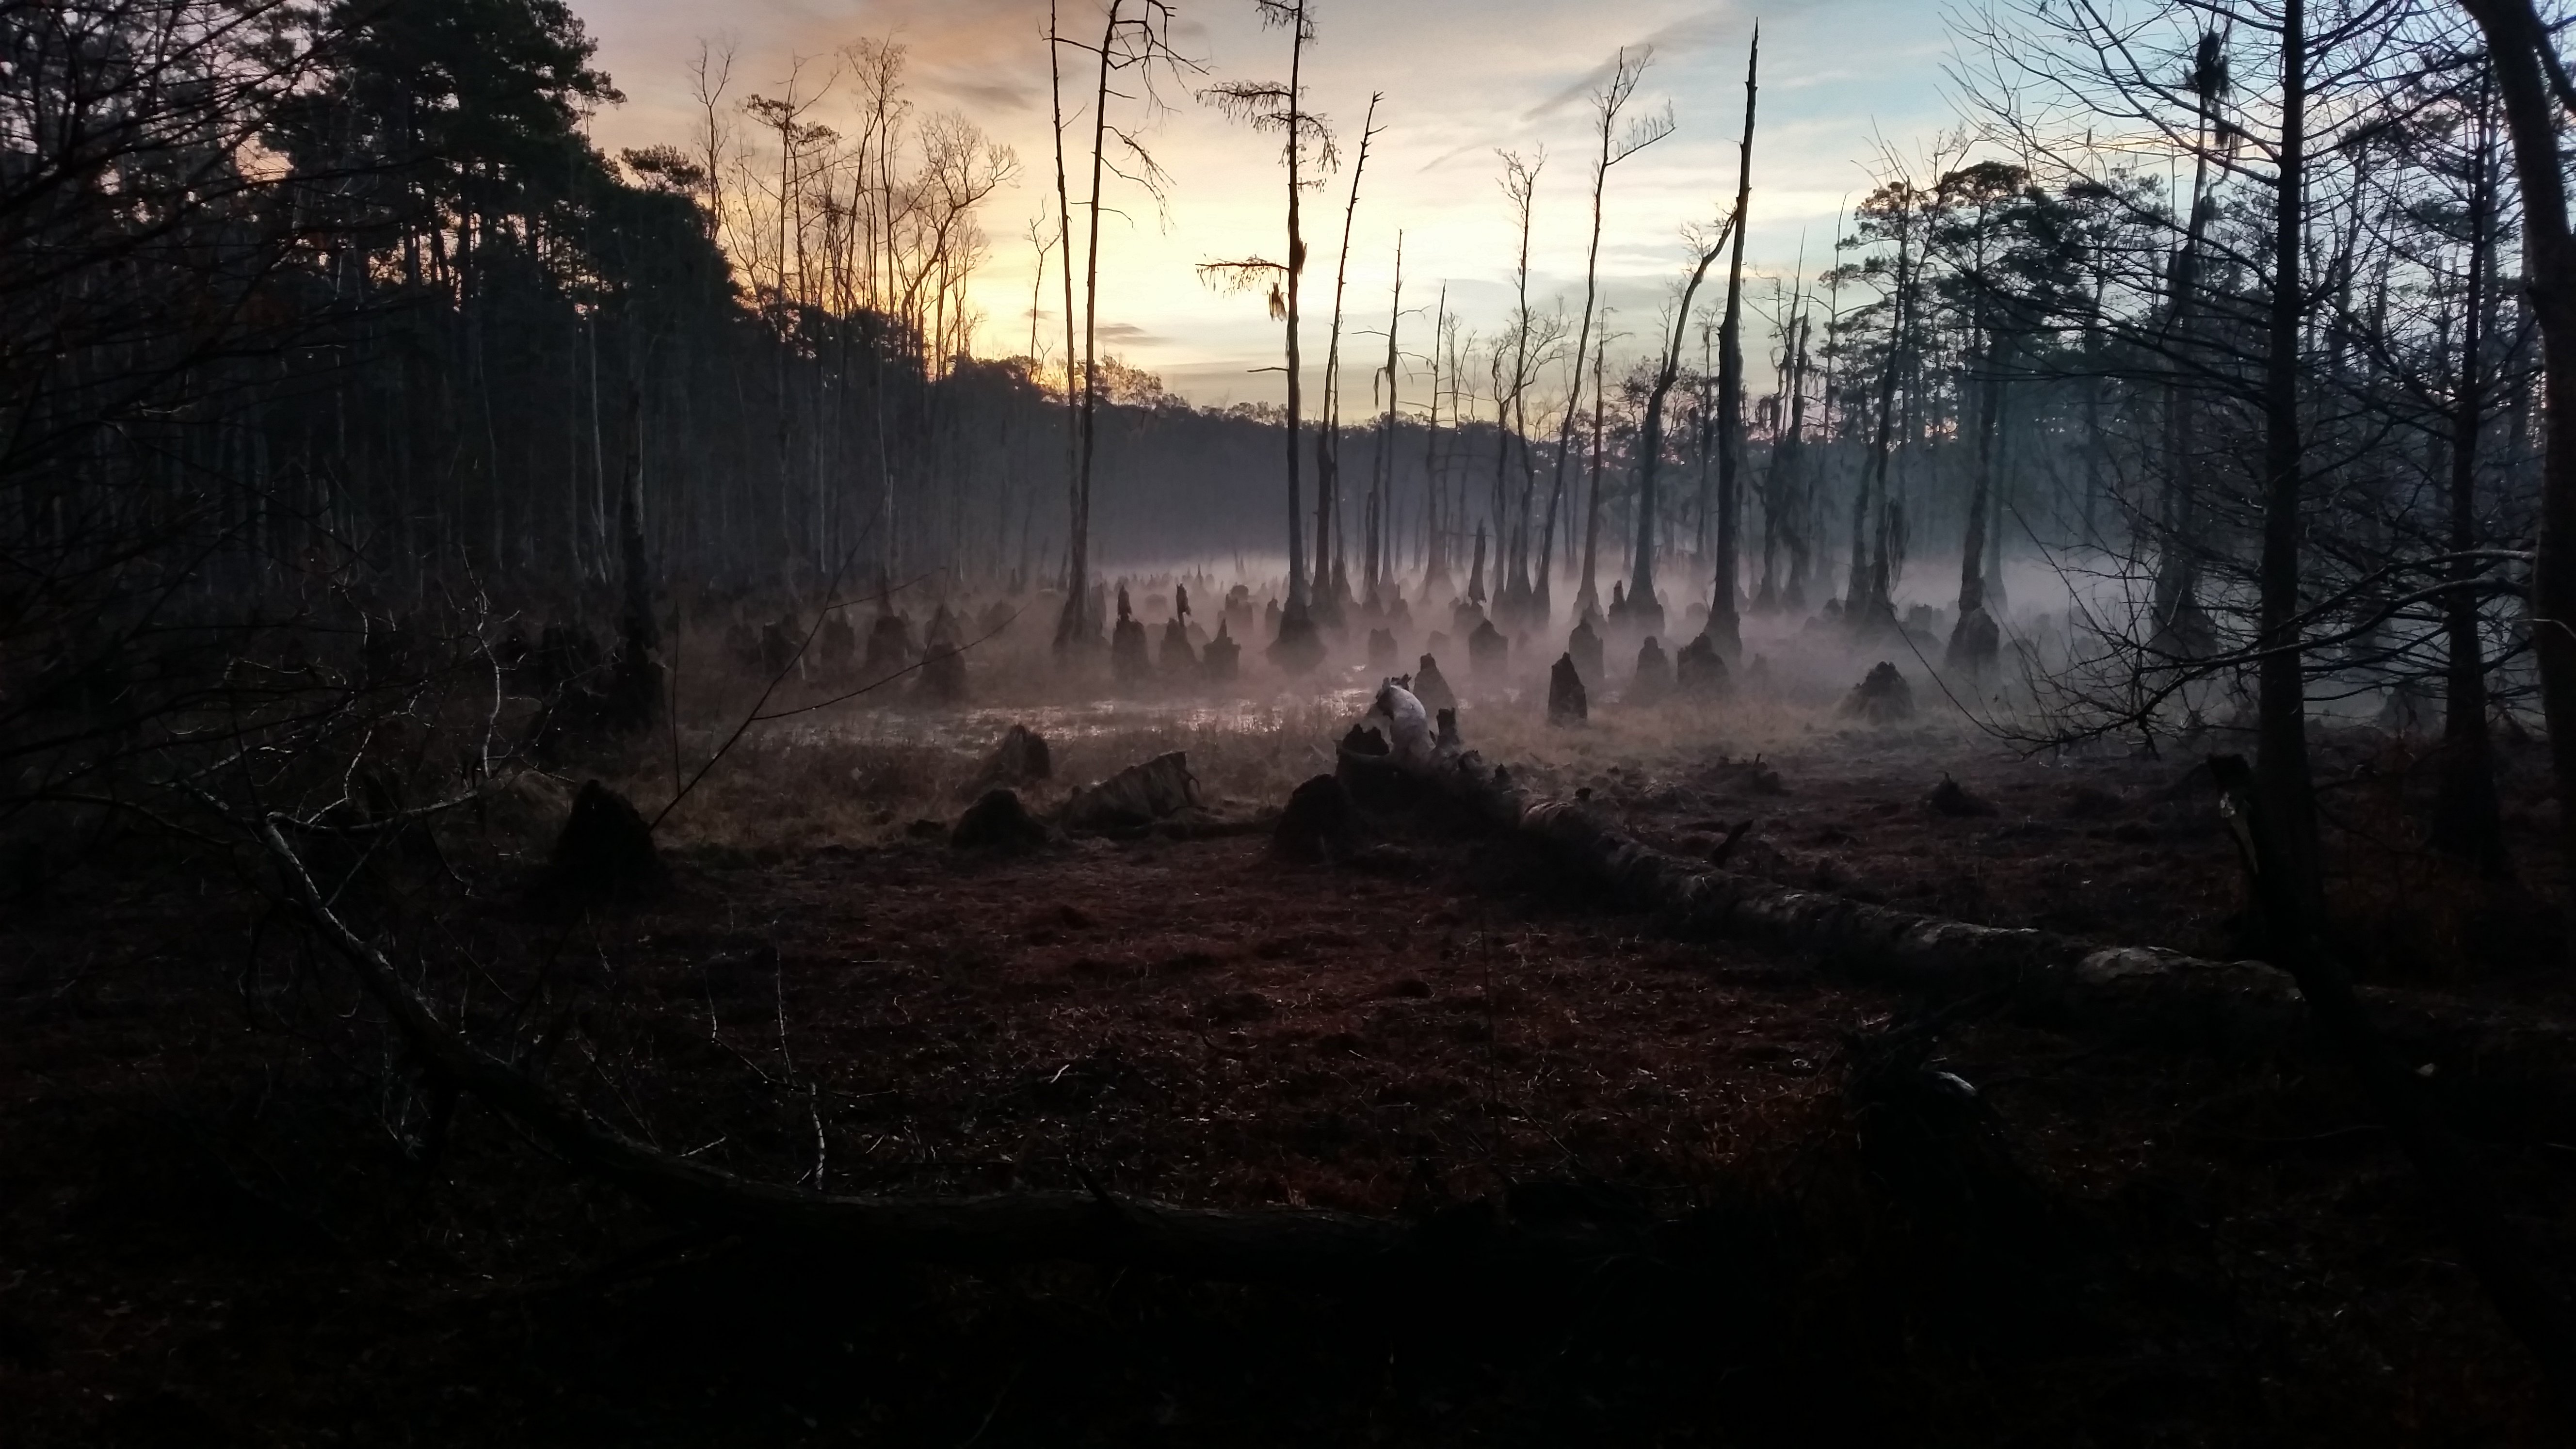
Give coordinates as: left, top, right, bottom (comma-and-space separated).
2, 680, 2572, 1445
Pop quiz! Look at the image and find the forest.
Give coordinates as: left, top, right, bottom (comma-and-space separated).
6, 0, 2576, 1441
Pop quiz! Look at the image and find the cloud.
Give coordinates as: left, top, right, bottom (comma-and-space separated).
1519, 7, 1740, 124
922, 69, 1037, 113
1098, 322, 1163, 345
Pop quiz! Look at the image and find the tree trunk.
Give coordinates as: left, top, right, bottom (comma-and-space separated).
1369, 233, 1404, 609
1947, 329, 2002, 674
1578, 339, 1608, 619
1049, 2, 1092, 652
611, 382, 662, 731
1632, 221, 1735, 638
1709, 28, 1759, 661
1847, 204, 1910, 634
2254, 0, 2321, 927
2459, 0, 2576, 942
2433, 64, 2508, 875
1277, 1, 1315, 642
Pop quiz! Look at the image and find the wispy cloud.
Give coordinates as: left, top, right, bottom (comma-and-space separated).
923, 69, 1036, 113
1519, 7, 1741, 123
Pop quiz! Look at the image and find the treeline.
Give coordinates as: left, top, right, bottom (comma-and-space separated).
0, 0, 1388, 817
0, 0, 1477, 643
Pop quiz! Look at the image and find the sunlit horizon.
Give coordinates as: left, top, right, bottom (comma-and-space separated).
574, 0, 1956, 411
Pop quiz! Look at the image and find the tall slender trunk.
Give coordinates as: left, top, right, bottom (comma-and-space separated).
1422, 286, 1449, 594
2433, 60, 2507, 874
1075, 2, 1122, 641
1578, 337, 1608, 616
1549, 73, 1618, 621
1632, 217, 1736, 632
1368, 232, 1404, 608
1315, 96, 1378, 618
1709, 27, 1759, 657
1847, 202, 1911, 631
1048, 2, 1091, 648
612, 381, 661, 729
2254, 0, 2320, 921
1281, 1, 1312, 619
2155, 63, 2223, 648
1495, 154, 1542, 618
1762, 284, 1809, 610
2439, 3, 2576, 1404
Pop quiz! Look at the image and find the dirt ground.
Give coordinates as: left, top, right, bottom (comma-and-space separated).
3, 676, 2572, 1445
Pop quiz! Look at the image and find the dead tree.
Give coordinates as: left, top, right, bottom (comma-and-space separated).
1313, 93, 1383, 623
1203, 0, 1338, 664
1629, 211, 1741, 640
1364, 232, 1406, 609
1708, 27, 1761, 662
1554, 48, 1673, 623
1050, 0, 1186, 659
2457, 0, 2576, 913
1490, 148, 1547, 623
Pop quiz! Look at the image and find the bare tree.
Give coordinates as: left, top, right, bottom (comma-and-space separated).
1628, 210, 1741, 639
1707, 26, 1762, 660
1490, 147, 1546, 622
2457, 0, 2576, 914
1314, 93, 1383, 623
1202, 0, 1338, 668
1556, 48, 1674, 623
1053, 0, 1187, 656
1364, 231, 1406, 609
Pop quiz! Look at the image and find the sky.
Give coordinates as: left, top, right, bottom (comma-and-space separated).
572, 0, 1959, 410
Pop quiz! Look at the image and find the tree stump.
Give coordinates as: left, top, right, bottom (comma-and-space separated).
1944, 604, 1999, 676
1468, 620, 1509, 677
759, 614, 800, 677
1840, 661, 1916, 723
543, 782, 666, 902
1927, 773, 1997, 818
952, 789, 1048, 852
1159, 618, 1198, 675
1063, 753, 1200, 833
978, 724, 1053, 787
1268, 605, 1325, 676
863, 612, 915, 678
1675, 631, 1731, 698
1202, 621, 1241, 682
1413, 654, 1456, 712
818, 612, 856, 672
918, 607, 967, 701
1629, 637, 1672, 705
1110, 616, 1152, 684
1367, 627, 1398, 669
1274, 774, 1359, 861
1548, 653, 1588, 724
1568, 616, 1603, 686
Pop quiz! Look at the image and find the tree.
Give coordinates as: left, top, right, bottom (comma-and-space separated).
1628, 210, 1740, 640
1708, 27, 1761, 661
2457, 0, 2576, 912
1202, 0, 1337, 668
1053, 0, 1185, 657
1314, 93, 1383, 624
1364, 232, 1406, 609
1557, 48, 1674, 623
1934, 160, 2042, 676
1490, 147, 1548, 623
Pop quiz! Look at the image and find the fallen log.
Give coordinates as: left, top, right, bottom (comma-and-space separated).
1359, 748, 2576, 1095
